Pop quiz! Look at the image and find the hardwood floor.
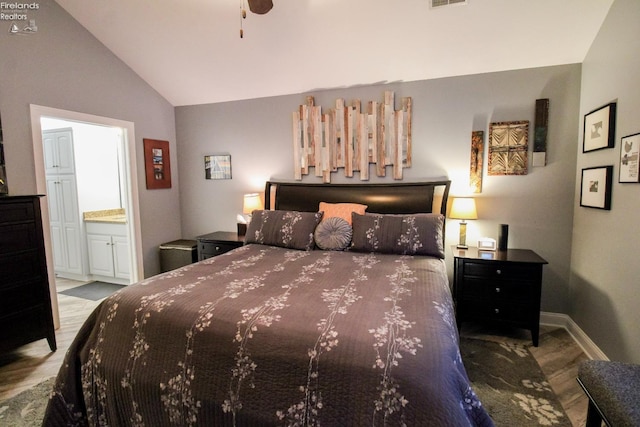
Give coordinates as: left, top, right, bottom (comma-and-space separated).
0, 278, 102, 402
1, 280, 591, 426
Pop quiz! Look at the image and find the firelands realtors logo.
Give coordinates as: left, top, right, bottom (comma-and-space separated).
1, 2, 39, 34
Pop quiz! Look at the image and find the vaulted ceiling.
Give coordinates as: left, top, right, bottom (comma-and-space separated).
54, 0, 614, 106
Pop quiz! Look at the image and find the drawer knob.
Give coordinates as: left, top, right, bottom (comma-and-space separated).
215, 246, 221, 251
494, 308, 500, 314
496, 269, 502, 275
495, 287, 501, 293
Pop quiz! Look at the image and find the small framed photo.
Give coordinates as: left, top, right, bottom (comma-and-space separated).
205, 154, 232, 180
580, 166, 613, 210
583, 102, 616, 153
143, 138, 171, 189
619, 132, 640, 183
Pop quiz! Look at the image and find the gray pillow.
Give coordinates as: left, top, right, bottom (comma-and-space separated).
314, 217, 353, 250
245, 210, 323, 251
350, 213, 445, 258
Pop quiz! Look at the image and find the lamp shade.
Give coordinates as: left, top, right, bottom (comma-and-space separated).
449, 197, 478, 220
243, 193, 263, 214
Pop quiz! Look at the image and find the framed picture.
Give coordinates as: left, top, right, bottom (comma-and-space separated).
204, 154, 232, 180
583, 102, 616, 153
619, 132, 640, 183
143, 138, 171, 189
580, 166, 613, 210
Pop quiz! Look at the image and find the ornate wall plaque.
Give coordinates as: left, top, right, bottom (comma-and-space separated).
488, 121, 529, 175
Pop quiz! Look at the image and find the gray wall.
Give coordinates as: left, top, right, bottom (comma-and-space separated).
571, 0, 640, 363
176, 64, 581, 315
0, 0, 180, 277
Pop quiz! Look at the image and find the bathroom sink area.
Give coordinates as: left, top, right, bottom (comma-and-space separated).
83, 208, 127, 224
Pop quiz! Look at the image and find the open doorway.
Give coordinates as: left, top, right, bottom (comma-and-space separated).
30, 105, 144, 328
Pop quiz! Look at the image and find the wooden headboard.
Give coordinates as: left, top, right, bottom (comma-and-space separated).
264, 180, 451, 216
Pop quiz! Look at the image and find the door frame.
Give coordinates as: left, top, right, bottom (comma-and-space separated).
30, 104, 144, 328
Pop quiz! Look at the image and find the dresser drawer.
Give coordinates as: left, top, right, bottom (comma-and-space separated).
463, 261, 541, 280
0, 305, 50, 352
460, 277, 537, 302
0, 278, 43, 313
0, 250, 43, 287
198, 242, 238, 258
0, 223, 38, 255
0, 200, 35, 223
459, 300, 533, 323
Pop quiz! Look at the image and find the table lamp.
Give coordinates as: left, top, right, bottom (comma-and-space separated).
449, 197, 477, 249
237, 193, 263, 236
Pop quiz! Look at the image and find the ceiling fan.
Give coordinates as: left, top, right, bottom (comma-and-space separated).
240, 0, 273, 37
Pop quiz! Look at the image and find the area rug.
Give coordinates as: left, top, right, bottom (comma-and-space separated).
0, 377, 54, 427
460, 337, 572, 426
59, 281, 125, 301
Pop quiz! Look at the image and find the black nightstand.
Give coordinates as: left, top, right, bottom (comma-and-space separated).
452, 246, 548, 346
196, 231, 244, 261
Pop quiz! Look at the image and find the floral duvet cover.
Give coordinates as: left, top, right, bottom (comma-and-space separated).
43, 244, 493, 426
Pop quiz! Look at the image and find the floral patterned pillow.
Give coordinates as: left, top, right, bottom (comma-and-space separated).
245, 210, 323, 251
350, 213, 445, 258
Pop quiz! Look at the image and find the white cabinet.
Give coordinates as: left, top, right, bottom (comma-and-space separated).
112, 235, 130, 279
46, 175, 83, 275
43, 128, 75, 175
44, 128, 84, 278
86, 222, 130, 282
44, 125, 85, 280
87, 234, 114, 277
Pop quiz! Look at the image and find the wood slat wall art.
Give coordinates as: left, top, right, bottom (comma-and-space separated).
469, 131, 484, 193
488, 120, 529, 176
292, 91, 412, 182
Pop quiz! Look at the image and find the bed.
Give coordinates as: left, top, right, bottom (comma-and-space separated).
43, 180, 494, 426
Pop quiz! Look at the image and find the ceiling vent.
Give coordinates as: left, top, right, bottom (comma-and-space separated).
431, 0, 467, 8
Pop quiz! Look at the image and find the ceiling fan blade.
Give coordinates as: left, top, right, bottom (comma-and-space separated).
248, 0, 273, 14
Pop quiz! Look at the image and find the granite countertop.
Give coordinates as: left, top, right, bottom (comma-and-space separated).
83, 208, 127, 224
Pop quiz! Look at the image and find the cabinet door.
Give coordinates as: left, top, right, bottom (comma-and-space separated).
46, 175, 83, 275
112, 235, 130, 280
58, 176, 82, 274
46, 177, 68, 272
43, 129, 75, 175
87, 233, 115, 277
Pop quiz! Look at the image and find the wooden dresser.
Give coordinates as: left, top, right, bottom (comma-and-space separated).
0, 195, 56, 352
452, 246, 548, 346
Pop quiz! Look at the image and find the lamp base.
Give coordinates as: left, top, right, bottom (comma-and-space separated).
457, 221, 468, 250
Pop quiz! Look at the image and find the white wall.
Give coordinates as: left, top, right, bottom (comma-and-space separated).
571, 0, 640, 363
176, 64, 581, 315
0, 0, 180, 277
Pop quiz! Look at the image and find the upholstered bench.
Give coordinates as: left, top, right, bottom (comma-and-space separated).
577, 360, 640, 427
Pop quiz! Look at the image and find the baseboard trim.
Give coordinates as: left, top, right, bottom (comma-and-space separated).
540, 312, 609, 361
55, 272, 91, 282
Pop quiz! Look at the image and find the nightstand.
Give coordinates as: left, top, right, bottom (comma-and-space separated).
196, 231, 244, 261
452, 246, 548, 346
